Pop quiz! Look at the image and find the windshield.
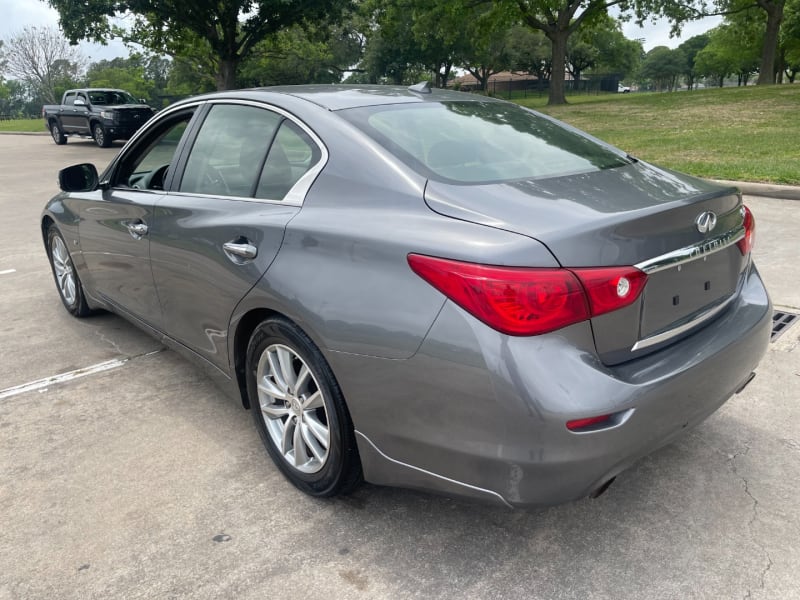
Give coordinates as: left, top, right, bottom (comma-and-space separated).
340, 101, 630, 184
88, 90, 140, 105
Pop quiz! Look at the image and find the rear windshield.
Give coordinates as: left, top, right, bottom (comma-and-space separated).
340, 101, 629, 184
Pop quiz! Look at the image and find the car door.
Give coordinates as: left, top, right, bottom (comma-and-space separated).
78, 107, 200, 329
149, 100, 324, 371
73, 91, 92, 135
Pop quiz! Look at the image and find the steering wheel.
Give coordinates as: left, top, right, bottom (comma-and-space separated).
132, 163, 170, 190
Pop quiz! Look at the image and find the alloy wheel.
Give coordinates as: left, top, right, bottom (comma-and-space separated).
256, 344, 330, 474
50, 235, 77, 306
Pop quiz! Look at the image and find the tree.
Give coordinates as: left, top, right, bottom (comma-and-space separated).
506, 26, 553, 81
86, 57, 153, 101
779, 0, 800, 80
693, 18, 762, 86
505, 0, 635, 105
46, 0, 350, 90
2, 26, 85, 103
677, 34, 709, 90
239, 22, 362, 87
635, 0, 786, 84
639, 45, 685, 90
586, 16, 644, 79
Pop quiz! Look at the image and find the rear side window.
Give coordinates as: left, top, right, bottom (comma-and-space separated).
255, 121, 321, 200
340, 101, 629, 184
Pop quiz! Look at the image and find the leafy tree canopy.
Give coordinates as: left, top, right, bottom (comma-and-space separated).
46, 0, 351, 90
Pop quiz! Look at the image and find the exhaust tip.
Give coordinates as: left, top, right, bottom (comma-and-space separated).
589, 477, 616, 499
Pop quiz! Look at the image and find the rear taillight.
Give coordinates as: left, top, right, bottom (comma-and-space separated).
570, 267, 648, 317
408, 254, 648, 336
737, 205, 755, 255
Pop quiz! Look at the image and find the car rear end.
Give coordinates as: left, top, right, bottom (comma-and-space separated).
335, 94, 771, 506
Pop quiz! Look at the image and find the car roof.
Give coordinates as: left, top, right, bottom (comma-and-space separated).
186, 85, 503, 112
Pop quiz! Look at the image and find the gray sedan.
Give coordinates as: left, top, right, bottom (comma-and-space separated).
42, 85, 771, 507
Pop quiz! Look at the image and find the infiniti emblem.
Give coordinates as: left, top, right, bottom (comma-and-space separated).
696, 211, 717, 233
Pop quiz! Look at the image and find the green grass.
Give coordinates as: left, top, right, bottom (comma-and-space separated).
0, 118, 44, 133
515, 85, 800, 185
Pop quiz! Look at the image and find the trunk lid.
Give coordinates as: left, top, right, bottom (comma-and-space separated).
424, 162, 748, 364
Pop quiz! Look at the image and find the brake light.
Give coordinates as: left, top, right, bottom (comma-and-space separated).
570, 267, 648, 317
737, 205, 755, 255
408, 254, 649, 336
407, 254, 589, 336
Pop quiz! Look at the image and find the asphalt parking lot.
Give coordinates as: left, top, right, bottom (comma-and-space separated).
1, 133, 799, 600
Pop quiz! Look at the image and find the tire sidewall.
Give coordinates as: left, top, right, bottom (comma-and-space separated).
93, 123, 109, 147
246, 318, 351, 496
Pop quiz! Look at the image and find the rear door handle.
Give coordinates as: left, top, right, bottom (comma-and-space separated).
223, 240, 258, 261
125, 221, 148, 239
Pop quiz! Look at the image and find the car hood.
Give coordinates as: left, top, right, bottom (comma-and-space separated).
423, 161, 740, 267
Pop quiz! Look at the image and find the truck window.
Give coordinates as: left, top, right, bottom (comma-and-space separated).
64, 93, 76, 106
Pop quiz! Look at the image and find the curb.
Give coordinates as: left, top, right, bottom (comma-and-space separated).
0, 131, 49, 136
712, 179, 800, 201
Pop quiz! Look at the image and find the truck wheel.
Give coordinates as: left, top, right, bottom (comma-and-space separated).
92, 123, 112, 148
50, 121, 67, 145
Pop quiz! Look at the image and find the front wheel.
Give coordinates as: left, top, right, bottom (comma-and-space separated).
92, 123, 112, 148
47, 225, 93, 317
246, 317, 362, 497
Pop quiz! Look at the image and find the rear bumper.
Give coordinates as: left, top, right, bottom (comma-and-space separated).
334, 263, 771, 507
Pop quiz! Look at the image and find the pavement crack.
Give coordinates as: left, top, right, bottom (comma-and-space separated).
93, 328, 124, 355
730, 443, 773, 600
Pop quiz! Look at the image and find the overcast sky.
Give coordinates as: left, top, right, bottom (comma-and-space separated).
1, 0, 723, 64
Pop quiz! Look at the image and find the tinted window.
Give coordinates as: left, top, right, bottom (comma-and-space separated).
340, 101, 629, 183
114, 113, 193, 190
255, 121, 321, 201
180, 104, 282, 197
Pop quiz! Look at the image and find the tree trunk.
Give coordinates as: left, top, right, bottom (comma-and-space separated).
757, 1, 784, 85
547, 31, 569, 105
216, 56, 239, 91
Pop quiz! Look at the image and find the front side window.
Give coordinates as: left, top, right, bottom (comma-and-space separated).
113, 111, 194, 190
340, 101, 630, 184
180, 104, 282, 197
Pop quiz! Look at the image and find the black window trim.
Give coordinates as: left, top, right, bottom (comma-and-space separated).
165, 98, 329, 206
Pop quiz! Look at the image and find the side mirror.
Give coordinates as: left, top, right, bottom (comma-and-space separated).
59, 163, 99, 192
74, 98, 87, 107
140, 98, 148, 104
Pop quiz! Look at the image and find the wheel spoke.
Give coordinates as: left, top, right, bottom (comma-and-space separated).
260, 403, 289, 420
293, 420, 306, 466
267, 350, 287, 390
300, 422, 326, 462
302, 391, 323, 410
281, 416, 296, 456
258, 376, 287, 401
304, 413, 329, 449
277, 347, 296, 390
294, 364, 311, 395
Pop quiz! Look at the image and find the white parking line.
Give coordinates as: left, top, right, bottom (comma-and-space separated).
0, 269, 16, 275
0, 348, 164, 400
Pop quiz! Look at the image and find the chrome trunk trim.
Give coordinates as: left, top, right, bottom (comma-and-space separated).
631, 293, 737, 351
634, 224, 745, 274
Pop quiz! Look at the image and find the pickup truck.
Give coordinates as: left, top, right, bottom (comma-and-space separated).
43, 88, 155, 147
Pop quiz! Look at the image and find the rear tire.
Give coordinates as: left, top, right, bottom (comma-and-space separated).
46, 225, 92, 317
50, 121, 67, 145
246, 317, 362, 497
93, 123, 112, 148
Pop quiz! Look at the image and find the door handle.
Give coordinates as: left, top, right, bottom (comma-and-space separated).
223, 240, 258, 261
125, 221, 148, 239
